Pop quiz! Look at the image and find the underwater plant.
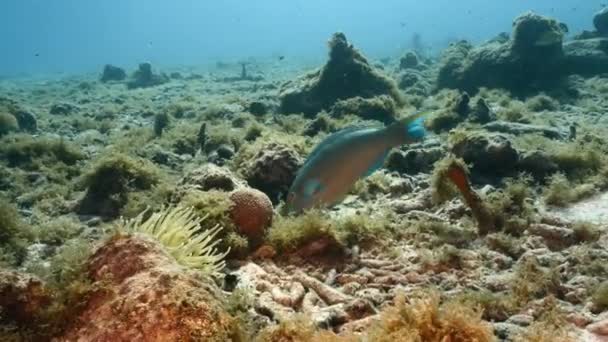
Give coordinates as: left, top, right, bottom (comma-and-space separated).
119, 206, 229, 277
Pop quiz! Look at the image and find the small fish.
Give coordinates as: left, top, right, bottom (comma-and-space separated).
278, 55, 285, 61
286, 113, 427, 213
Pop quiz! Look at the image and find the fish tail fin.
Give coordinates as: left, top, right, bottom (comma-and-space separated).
391, 111, 428, 143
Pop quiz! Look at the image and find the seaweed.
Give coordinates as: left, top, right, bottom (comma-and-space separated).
0, 198, 33, 265
592, 280, 608, 312
254, 314, 344, 342
542, 173, 594, 206
525, 94, 559, 112
266, 210, 338, 253
0, 135, 84, 169
510, 257, 563, 306
76, 153, 162, 218
153, 112, 170, 137
0, 112, 18, 136
455, 289, 517, 322
366, 291, 494, 342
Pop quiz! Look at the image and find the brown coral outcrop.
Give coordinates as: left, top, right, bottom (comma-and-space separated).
56, 234, 236, 342
230, 187, 273, 240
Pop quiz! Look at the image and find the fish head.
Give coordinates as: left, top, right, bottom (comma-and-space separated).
286, 177, 325, 213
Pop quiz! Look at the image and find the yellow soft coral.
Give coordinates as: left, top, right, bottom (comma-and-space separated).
120, 206, 229, 277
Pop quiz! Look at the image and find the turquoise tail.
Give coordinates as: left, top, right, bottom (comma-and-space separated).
406, 117, 426, 140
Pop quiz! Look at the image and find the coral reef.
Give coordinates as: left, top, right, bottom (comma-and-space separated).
1, 9, 608, 340
279, 32, 402, 116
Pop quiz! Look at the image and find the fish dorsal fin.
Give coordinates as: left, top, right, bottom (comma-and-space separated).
305, 124, 381, 163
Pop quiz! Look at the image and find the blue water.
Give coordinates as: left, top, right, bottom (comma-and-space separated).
0, 0, 605, 76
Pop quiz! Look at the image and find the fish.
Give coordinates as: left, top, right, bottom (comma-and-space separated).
286, 113, 427, 213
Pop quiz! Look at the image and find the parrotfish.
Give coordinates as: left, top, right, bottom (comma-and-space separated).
286, 113, 427, 213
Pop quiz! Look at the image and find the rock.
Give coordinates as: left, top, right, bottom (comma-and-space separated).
243, 143, 303, 203
57, 235, 236, 341
493, 322, 524, 340
279, 32, 402, 116
303, 114, 335, 137
451, 133, 519, 177
12, 110, 37, 133
49, 103, 78, 115
437, 12, 564, 95
527, 223, 575, 247
397, 69, 430, 96
594, 7, 608, 34
229, 187, 273, 240
563, 38, 608, 75
248, 101, 267, 116
330, 95, 398, 124
436, 40, 473, 90
483, 121, 566, 139
100, 64, 127, 82
75, 155, 158, 218
506, 314, 534, 326
177, 163, 243, 194
518, 150, 559, 180
471, 98, 492, 123
399, 51, 419, 69
126, 62, 169, 89
511, 11, 563, 52
0, 269, 50, 325
386, 146, 444, 175
587, 319, 608, 336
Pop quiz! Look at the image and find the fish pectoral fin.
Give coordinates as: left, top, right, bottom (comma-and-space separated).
363, 150, 389, 178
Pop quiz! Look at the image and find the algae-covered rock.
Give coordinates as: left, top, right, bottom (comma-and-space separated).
75, 154, 160, 218
451, 132, 519, 177
517, 150, 559, 180
0, 97, 37, 133
100, 64, 127, 82
0, 269, 50, 325
563, 38, 608, 76
49, 103, 78, 116
0, 112, 18, 136
178, 163, 244, 193
57, 234, 237, 341
242, 143, 303, 203
279, 32, 402, 116
399, 51, 419, 70
330, 95, 398, 124
386, 146, 444, 175
594, 7, 608, 35
437, 12, 564, 94
126, 62, 169, 89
